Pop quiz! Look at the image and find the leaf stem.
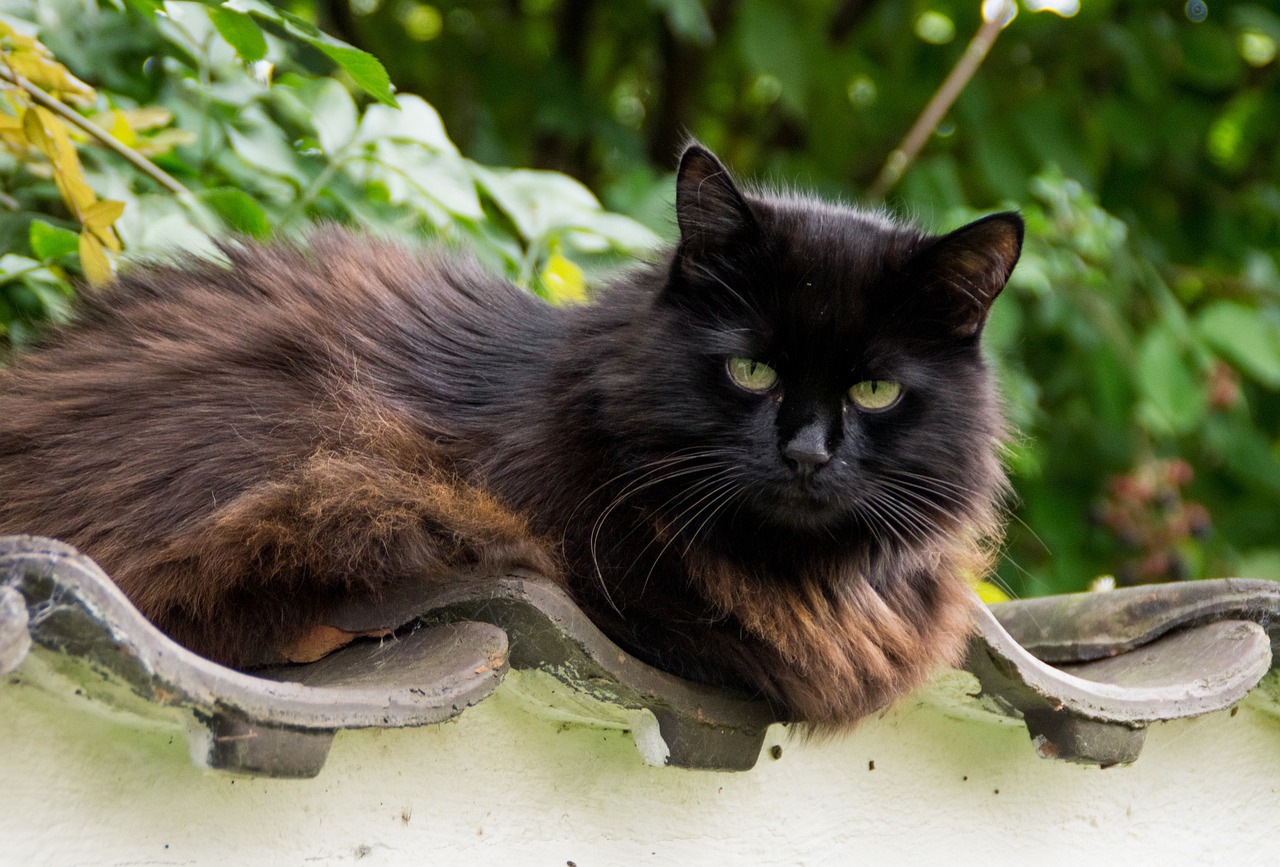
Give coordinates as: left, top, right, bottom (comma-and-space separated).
0, 66, 193, 201
280, 155, 344, 229
867, 0, 1013, 201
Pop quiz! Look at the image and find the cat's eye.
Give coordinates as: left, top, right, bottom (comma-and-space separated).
726, 357, 778, 393
848, 379, 902, 411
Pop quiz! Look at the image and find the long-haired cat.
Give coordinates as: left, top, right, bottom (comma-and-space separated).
0, 145, 1021, 726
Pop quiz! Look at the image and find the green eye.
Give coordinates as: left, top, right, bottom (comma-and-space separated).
848, 379, 902, 411
726, 357, 778, 393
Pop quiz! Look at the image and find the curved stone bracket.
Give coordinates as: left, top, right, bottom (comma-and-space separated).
0, 536, 507, 777
969, 602, 1271, 764
327, 573, 780, 770
988, 579, 1280, 662
3, 534, 1278, 775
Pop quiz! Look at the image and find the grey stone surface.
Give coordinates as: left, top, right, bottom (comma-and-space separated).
3, 534, 1277, 776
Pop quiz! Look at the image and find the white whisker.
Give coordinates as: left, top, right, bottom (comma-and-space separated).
585, 452, 739, 616
637, 473, 744, 596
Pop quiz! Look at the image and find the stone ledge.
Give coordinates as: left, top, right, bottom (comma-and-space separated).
2, 534, 1275, 776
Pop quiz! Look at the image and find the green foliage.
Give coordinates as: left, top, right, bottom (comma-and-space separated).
332, 1, 1273, 249
0, 0, 656, 349
983, 170, 1280, 592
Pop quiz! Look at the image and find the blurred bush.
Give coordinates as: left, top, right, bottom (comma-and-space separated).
0, 0, 656, 349
987, 169, 1280, 593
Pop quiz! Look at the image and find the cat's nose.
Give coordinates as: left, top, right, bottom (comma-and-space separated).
783, 422, 831, 479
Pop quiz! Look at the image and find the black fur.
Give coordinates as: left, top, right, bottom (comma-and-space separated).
0, 145, 1022, 724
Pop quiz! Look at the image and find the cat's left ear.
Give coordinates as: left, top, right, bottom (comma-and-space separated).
673, 144, 759, 280
909, 211, 1024, 338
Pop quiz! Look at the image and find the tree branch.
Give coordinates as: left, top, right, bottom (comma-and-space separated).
0, 66, 193, 200
867, 0, 1013, 201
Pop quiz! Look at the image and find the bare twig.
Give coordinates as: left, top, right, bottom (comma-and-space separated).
0, 66, 193, 200
867, 0, 1014, 201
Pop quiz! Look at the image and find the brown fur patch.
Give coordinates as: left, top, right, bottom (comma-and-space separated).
281, 623, 394, 664
134, 406, 558, 666
685, 517, 991, 728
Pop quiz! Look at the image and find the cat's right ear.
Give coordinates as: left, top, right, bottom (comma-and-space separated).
906, 211, 1024, 338
673, 144, 758, 281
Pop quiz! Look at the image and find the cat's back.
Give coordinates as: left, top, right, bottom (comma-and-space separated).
1, 228, 551, 412
17, 229, 544, 381
0, 229, 554, 551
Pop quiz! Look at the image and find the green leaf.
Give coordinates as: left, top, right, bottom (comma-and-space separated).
117, 195, 220, 260
365, 141, 483, 220
1204, 415, 1280, 498
7, 318, 35, 351
276, 9, 396, 106
209, 6, 268, 63
228, 0, 396, 106
309, 78, 358, 156
1137, 328, 1205, 436
29, 220, 80, 260
473, 166, 659, 251
472, 166, 601, 241
27, 279, 72, 323
1087, 346, 1135, 440
1197, 301, 1280, 387
563, 213, 660, 252
0, 253, 43, 277
122, 0, 161, 18
310, 41, 396, 107
200, 188, 272, 239
356, 95, 456, 153
650, 0, 714, 45
735, 0, 808, 112
226, 123, 308, 183
1207, 91, 1265, 173
1180, 21, 1244, 90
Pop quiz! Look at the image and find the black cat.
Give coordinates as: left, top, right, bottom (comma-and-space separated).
0, 145, 1021, 726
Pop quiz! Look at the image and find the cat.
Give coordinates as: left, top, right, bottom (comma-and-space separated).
0, 145, 1021, 727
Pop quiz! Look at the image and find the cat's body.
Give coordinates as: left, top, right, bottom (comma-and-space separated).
0, 147, 1021, 726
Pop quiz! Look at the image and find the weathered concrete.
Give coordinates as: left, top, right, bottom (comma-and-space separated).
3, 660, 1280, 866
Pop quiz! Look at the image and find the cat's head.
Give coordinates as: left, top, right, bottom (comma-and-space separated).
605, 144, 1021, 556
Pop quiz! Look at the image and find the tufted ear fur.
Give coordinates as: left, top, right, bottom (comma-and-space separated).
671, 144, 759, 285
905, 211, 1024, 338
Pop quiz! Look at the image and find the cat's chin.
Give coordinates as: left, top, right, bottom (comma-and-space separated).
753, 489, 852, 535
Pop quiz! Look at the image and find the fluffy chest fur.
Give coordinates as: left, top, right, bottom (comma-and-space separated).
0, 145, 1021, 728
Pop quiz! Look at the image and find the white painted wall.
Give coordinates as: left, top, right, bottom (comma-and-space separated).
3, 661, 1280, 866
